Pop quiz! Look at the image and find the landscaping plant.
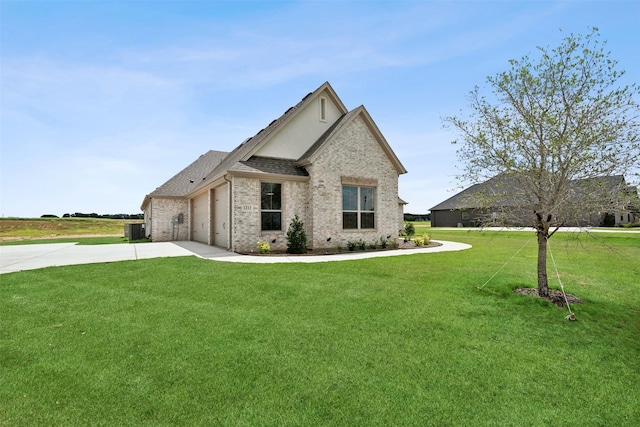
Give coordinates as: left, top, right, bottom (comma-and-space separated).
257, 240, 270, 254
286, 215, 307, 254
445, 28, 640, 297
413, 233, 431, 246
403, 221, 415, 238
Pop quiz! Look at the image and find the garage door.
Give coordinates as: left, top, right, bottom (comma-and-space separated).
192, 192, 209, 244
214, 184, 228, 248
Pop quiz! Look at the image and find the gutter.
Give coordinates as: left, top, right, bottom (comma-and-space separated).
223, 174, 233, 251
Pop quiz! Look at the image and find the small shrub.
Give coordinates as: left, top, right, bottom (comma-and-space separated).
403, 222, 415, 237
414, 233, 431, 247
369, 243, 377, 250
286, 215, 307, 254
347, 240, 368, 251
379, 236, 388, 248
257, 240, 270, 254
622, 222, 640, 228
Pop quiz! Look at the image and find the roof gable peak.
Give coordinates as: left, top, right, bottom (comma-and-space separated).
296, 105, 407, 175
239, 82, 348, 161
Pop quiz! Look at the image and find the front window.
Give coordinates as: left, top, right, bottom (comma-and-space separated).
261, 182, 281, 231
342, 185, 375, 229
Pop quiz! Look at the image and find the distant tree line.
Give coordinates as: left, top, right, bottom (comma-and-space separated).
40, 213, 144, 219
404, 213, 430, 221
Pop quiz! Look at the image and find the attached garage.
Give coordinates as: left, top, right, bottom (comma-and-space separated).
213, 184, 228, 248
191, 191, 210, 244
140, 82, 409, 252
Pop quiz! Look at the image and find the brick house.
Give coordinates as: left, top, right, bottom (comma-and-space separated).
140, 82, 407, 253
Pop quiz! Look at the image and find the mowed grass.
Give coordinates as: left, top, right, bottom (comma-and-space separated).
0, 218, 138, 241
0, 218, 146, 245
1, 231, 638, 425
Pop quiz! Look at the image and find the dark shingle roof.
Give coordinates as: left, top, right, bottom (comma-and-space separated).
148, 150, 229, 197
145, 81, 410, 208
143, 83, 338, 209
192, 82, 338, 193
430, 183, 483, 211
233, 156, 309, 177
430, 173, 629, 211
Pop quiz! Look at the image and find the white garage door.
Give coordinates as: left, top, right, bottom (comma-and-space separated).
192, 192, 209, 244
214, 184, 228, 248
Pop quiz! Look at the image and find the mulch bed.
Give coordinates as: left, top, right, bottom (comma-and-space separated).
240, 240, 441, 256
513, 287, 582, 307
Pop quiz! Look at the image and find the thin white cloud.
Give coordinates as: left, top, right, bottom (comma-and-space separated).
1, 0, 636, 217
3, 57, 179, 122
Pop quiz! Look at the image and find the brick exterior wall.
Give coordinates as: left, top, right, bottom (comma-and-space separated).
145, 115, 402, 253
230, 176, 309, 253
307, 115, 401, 250
229, 116, 401, 252
230, 177, 260, 252
148, 198, 190, 242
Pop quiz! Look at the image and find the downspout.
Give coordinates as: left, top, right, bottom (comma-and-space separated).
224, 174, 233, 251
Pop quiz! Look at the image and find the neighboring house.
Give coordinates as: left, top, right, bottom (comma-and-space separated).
430, 173, 639, 227
141, 82, 408, 252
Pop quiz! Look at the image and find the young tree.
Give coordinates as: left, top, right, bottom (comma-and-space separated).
286, 215, 308, 254
444, 28, 640, 297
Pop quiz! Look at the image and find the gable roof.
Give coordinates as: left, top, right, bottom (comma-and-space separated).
189, 82, 347, 194
296, 105, 407, 174
231, 156, 309, 177
143, 81, 407, 208
141, 150, 228, 209
430, 173, 630, 211
429, 174, 522, 211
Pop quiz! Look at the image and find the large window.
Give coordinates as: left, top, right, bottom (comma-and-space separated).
342, 185, 375, 229
261, 182, 282, 231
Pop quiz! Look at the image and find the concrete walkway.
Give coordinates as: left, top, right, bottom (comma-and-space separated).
0, 240, 471, 274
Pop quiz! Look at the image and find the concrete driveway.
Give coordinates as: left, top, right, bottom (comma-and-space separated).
0, 240, 471, 274
0, 242, 199, 274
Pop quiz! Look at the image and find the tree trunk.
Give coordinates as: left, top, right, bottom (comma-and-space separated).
535, 211, 550, 298
536, 230, 549, 297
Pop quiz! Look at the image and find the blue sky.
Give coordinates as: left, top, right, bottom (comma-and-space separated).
1, 0, 639, 217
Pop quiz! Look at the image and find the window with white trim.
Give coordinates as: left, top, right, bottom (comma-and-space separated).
342, 185, 375, 229
261, 182, 282, 231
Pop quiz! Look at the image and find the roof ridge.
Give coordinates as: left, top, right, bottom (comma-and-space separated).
141, 150, 230, 208
191, 82, 342, 193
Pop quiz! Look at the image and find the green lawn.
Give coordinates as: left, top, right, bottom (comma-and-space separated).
0, 217, 138, 241
1, 231, 638, 425
0, 217, 148, 246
